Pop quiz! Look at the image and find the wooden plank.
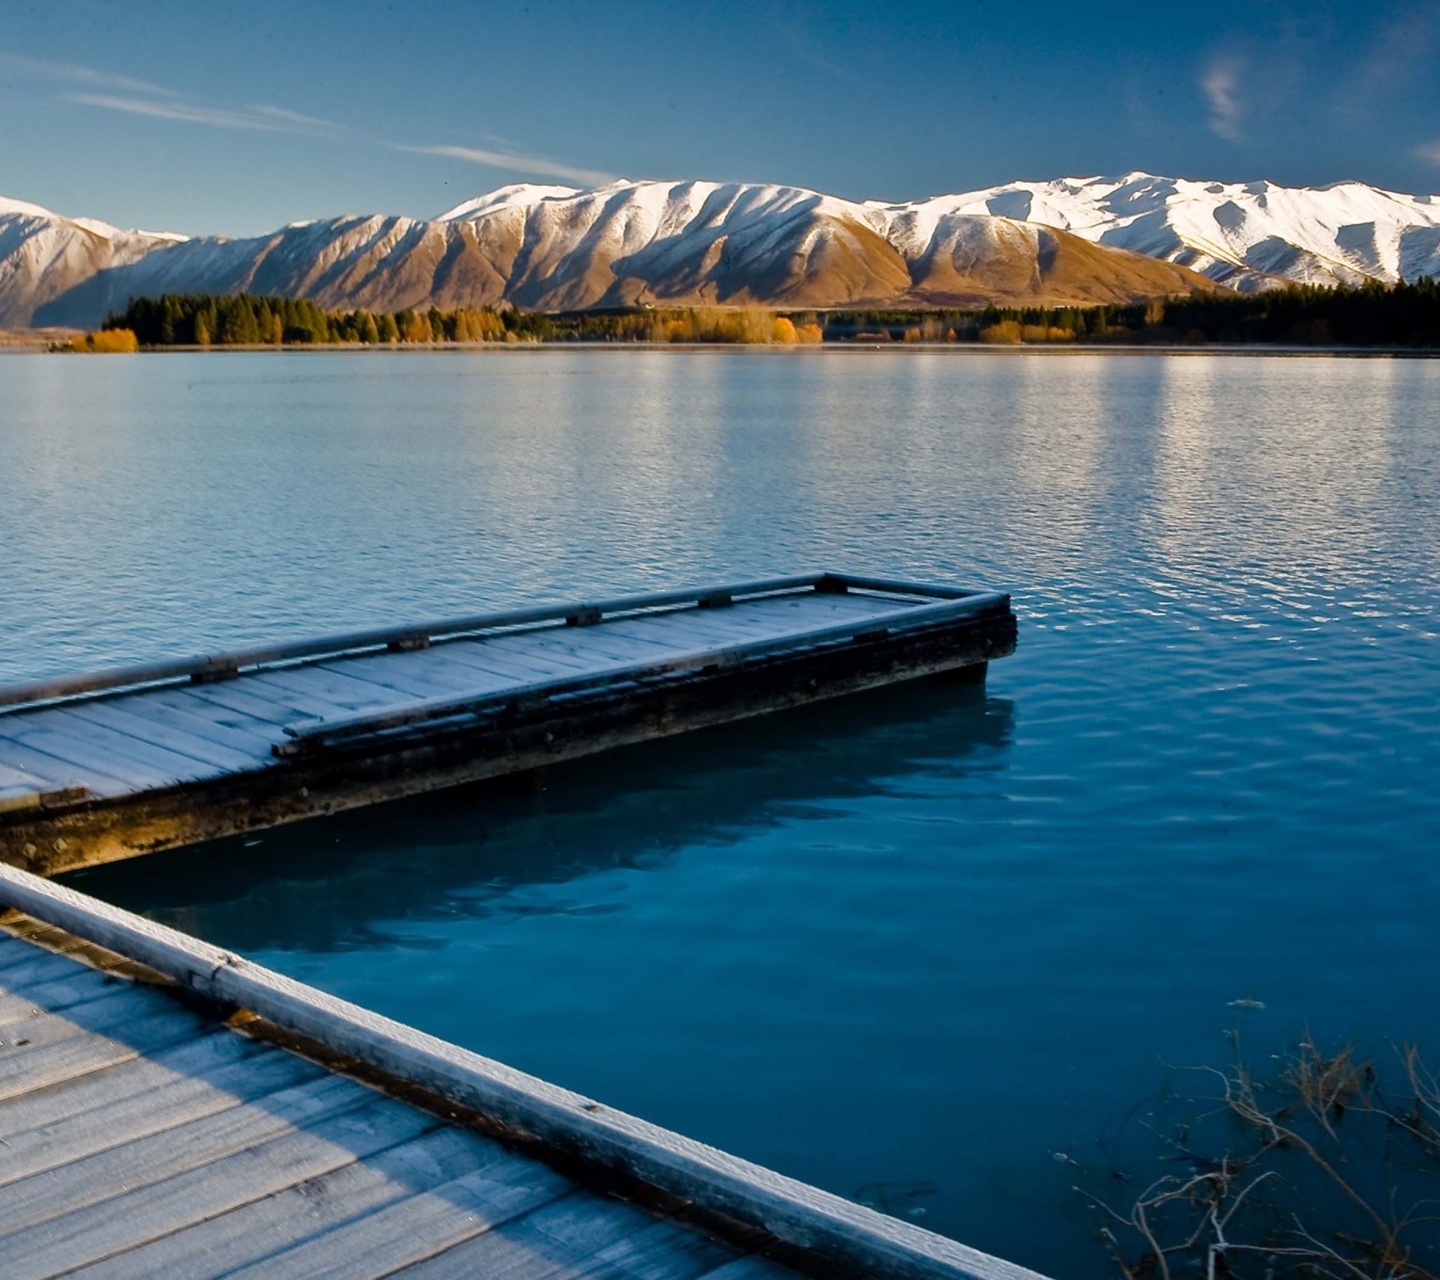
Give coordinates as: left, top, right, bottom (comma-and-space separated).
578, 619, 687, 651
35, 707, 228, 780
0, 1071, 376, 1234
0, 1025, 268, 1139
0, 721, 194, 792
0, 969, 139, 1029
318, 654, 489, 701
249, 666, 421, 712
223, 673, 369, 722
217, 1151, 574, 1280
474, 633, 607, 674
0, 991, 205, 1073
744, 593, 904, 622
0, 732, 129, 796
61, 1125, 520, 1280
96, 688, 281, 756
265, 664, 411, 710
0, 1006, 216, 1104
0, 1039, 323, 1187
0, 575, 823, 710
0, 864, 1046, 1280
463, 634, 636, 675
405, 641, 563, 685
0, 762, 46, 791
334, 653, 503, 699
59, 700, 263, 773
385, 1194, 672, 1280
593, 615, 770, 649
397, 1213, 740, 1280
519, 629, 683, 667
0, 1095, 440, 1278
434, 636, 581, 685
0, 947, 112, 989
285, 597, 998, 752
147, 686, 286, 740
0, 782, 91, 817
181, 679, 320, 728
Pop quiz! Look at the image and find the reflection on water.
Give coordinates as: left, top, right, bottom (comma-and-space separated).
76, 681, 1012, 953
5, 349, 1440, 1276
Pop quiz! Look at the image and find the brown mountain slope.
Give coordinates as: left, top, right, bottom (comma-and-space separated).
27, 181, 1216, 328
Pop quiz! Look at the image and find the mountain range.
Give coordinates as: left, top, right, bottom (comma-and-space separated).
2, 173, 1437, 330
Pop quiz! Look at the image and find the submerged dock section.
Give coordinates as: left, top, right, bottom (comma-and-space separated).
0, 572, 1016, 874
0, 864, 1044, 1280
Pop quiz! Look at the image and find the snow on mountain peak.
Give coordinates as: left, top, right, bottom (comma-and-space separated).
886, 172, 1440, 289
4, 172, 1439, 329
438, 184, 581, 221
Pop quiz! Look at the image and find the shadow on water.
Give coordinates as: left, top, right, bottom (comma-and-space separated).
67, 678, 1016, 955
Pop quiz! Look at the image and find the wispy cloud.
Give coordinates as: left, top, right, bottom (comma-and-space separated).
10, 48, 612, 192
1201, 53, 1246, 141
249, 104, 342, 131
0, 50, 178, 97
1416, 139, 1440, 168
398, 144, 613, 187
765, 14, 847, 79
66, 92, 309, 132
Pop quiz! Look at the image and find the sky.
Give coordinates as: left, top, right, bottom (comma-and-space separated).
2, 0, 1438, 237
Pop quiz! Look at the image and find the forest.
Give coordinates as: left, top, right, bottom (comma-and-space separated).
95, 279, 1440, 350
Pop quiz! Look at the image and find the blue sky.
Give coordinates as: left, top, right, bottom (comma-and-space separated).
2, 0, 1438, 236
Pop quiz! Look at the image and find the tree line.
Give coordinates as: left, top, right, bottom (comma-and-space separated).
819, 278, 1440, 347
105, 295, 509, 347
94, 279, 1440, 350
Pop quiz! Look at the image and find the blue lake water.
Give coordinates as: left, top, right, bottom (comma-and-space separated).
2, 349, 1438, 1275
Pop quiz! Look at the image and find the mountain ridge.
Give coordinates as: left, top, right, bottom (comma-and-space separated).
4, 173, 1437, 328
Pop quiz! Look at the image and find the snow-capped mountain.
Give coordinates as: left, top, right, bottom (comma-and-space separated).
892, 172, 1440, 291
6, 173, 1438, 328
0, 198, 183, 327
19, 181, 1212, 328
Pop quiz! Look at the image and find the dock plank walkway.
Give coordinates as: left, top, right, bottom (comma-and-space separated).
0, 574, 1016, 874
0, 865, 1045, 1280
0, 929, 798, 1280
0, 588, 904, 801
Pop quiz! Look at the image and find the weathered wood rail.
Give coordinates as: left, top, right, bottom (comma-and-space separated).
0, 863, 1046, 1280
0, 572, 1016, 874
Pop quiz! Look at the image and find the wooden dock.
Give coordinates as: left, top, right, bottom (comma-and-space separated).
0, 573, 1016, 875
0, 864, 1045, 1280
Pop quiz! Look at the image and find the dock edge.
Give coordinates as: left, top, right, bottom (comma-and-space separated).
0, 862, 1049, 1280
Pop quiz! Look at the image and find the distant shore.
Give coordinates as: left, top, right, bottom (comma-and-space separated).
20, 338, 1440, 358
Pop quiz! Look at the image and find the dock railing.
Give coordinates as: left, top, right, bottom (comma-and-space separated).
277, 589, 1010, 756
0, 572, 990, 714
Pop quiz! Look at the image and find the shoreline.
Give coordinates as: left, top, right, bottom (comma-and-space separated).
14, 340, 1440, 359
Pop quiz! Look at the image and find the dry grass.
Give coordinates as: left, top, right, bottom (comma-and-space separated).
1078, 1030, 1440, 1279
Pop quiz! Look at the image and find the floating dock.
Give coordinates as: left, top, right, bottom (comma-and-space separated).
0, 573, 1016, 875
0, 864, 1045, 1280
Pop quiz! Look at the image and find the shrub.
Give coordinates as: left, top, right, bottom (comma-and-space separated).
72, 328, 139, 353
978, 320, 1023, 345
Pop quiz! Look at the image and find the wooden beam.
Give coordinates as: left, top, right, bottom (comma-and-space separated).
0, 866, 1049, 1280
281, 593, 1008, 755
0, 575, 829, 712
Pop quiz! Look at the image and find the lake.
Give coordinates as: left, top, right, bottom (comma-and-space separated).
2, 348, 1438, 1275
